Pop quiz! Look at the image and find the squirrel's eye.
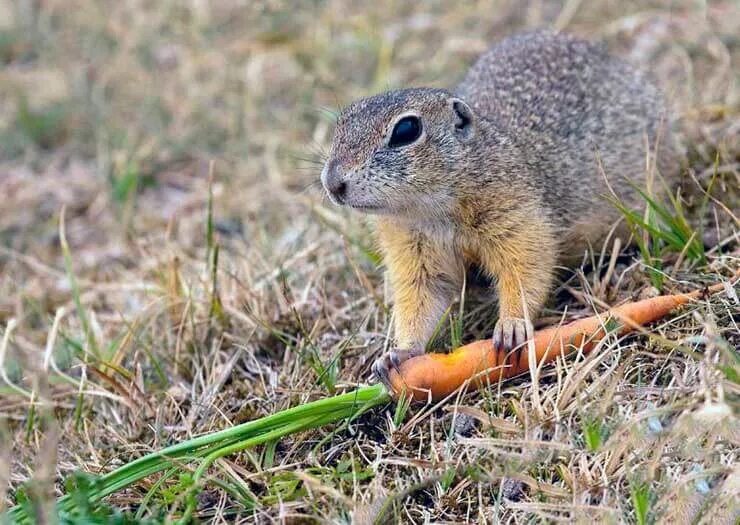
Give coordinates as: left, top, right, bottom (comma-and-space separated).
388, 116, 422, 147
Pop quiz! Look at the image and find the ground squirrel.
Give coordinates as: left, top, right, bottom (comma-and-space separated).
320, 30, 677, 386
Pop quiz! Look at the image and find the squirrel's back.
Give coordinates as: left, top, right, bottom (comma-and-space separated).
456, 30, 678, 245
456, 31, 668, 142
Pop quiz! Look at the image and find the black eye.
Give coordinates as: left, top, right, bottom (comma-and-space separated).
388, 116, 422, 147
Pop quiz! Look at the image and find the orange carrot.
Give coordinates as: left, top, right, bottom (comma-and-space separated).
387, 280, 734, 402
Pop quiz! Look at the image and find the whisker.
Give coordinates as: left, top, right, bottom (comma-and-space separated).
313, 105, 339, 122
298, 180, 325, 195
284, 152, 326, 167
306, 141, 329, 161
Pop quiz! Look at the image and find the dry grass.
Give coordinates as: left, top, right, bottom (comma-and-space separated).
0, 0, 738, 523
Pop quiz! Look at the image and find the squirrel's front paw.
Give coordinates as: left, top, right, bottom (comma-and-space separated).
371, 347, 425, 387
492, 317, 533, 367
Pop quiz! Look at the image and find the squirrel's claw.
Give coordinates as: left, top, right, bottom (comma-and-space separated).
492, 317, 533, 367
371, 347, 424, 387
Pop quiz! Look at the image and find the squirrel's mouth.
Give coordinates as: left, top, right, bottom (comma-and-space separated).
346, 202, 386, 213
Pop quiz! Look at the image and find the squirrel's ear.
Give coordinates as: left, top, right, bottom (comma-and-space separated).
450, 98, 474, 140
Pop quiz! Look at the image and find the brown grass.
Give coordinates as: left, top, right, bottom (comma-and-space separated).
0, 0, 738, 523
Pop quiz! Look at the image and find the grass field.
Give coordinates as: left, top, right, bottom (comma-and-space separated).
1, 0, 738, 523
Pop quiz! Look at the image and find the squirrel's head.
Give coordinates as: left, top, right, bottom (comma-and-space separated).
321, 88, 476, 217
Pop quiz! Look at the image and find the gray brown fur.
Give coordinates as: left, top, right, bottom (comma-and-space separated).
320, 30, 678, 383
455, 31, 676, 244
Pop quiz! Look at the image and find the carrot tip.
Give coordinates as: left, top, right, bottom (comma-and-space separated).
384, 277, 737, 402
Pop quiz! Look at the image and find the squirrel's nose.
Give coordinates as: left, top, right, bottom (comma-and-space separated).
321, 160, 347, 204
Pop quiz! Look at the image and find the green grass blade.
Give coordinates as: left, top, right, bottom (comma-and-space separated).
6, 384, 390, 523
